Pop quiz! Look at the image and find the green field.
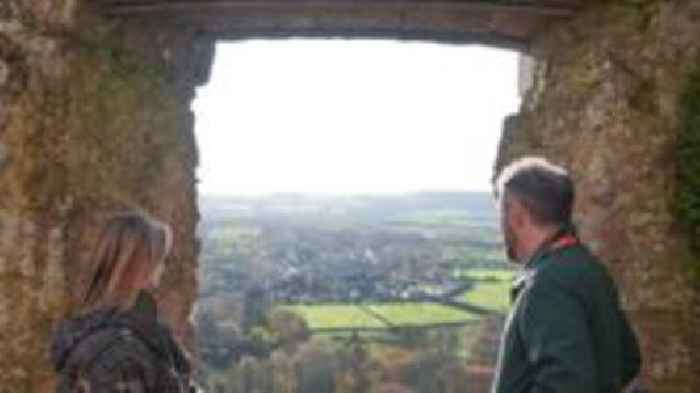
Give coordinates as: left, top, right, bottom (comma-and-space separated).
459, 268, 515, 313
280, 269, 516, 330
281, 303, 476, 330
459, 268, 515, 281
461, 281, 512, 312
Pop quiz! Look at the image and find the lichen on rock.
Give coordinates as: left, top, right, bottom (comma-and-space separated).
678, 59, 700, 282
495, 1, 700, 390
0, 4, 202, 391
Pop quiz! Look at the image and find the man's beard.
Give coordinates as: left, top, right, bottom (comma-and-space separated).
503, 220, 518, 263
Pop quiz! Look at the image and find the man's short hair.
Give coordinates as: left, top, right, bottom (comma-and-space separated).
495, 157, 574, 227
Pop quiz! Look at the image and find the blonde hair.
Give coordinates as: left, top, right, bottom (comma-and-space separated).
81, 212, 172, 312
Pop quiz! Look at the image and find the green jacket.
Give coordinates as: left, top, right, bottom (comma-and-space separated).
491, 242, 641, 393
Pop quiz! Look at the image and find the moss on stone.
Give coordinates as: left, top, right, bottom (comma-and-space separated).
606, 0, 661, 33
58, 40, 186, 210
566, 49, 603, 95
678, 61, 700, 281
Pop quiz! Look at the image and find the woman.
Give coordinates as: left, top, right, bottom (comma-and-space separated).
51, 213, 193, 393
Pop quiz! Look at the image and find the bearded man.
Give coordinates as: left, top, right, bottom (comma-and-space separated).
491, 157, 641, 393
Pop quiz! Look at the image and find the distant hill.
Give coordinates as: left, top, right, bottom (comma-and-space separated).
199, 191, 498, 224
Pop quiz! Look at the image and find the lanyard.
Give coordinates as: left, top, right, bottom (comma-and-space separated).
512, 228, 579, 303
550, 235, 579, 251
524, 226, 579, 268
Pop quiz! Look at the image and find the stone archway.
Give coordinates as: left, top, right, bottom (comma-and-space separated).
0, 1, 697, 392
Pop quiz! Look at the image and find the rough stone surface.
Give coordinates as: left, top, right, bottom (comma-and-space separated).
101, 0, 583, 49
0, 1, 209, 392
496, 1, 700, 391
1, 0, 698, 392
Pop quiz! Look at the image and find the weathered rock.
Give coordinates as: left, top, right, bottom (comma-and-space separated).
496, 1, 700, 391
0, 0, 697, 392
0, 2, 206, 392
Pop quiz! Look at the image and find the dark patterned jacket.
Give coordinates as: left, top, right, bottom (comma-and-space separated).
51, 291, 192, 393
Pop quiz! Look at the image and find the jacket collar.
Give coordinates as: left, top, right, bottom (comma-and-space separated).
523, 224, 578, 270
510, 225, 579, 303
51, 290, 164, 371
131, 290, 159, 322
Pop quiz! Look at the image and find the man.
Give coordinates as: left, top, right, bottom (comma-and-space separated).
491, 157, 641, 393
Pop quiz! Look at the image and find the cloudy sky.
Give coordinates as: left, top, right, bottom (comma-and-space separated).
193, 39, 520, 196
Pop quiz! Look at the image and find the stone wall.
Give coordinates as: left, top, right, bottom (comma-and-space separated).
496, 1, 700, 391
0, 2, 211, 391
2, 0, 699, 392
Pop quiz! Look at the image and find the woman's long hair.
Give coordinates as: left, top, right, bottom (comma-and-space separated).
81, 212, 172, 313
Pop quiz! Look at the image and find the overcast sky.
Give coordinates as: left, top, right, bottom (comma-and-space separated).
193, 40, 520, 196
